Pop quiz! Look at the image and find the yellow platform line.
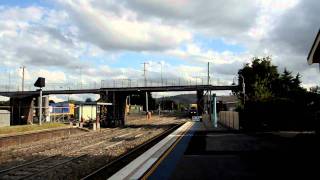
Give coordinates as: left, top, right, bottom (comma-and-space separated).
141, 122, 194, 179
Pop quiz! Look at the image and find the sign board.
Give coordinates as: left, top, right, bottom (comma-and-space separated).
34, 77, 45, 88
192, 116, 201, 121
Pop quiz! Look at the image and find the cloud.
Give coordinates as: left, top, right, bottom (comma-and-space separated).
124, 0, 259, 37
264, 0, 320, 55
255, 0, 320, 87
0, 5, 93, 71
57, 0, 192, 51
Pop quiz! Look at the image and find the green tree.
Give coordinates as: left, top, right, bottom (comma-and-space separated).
234, 56, 315, 131
235, 57, 304, 102
236, 56, 279, 101
252, 77, 273, 101
129, 92, 156, 110
85, 98, 93, 102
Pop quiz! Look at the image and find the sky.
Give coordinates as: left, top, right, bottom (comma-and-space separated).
0, 0, 319, 102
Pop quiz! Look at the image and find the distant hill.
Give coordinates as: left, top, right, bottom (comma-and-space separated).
155, 94, 238, 104
155, 94, 197, 104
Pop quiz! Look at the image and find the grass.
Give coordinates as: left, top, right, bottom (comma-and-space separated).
0, 123, 68, 135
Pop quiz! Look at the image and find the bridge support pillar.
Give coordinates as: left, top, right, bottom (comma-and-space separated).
106, 91, 127, 127
10, 96, 34, 125
197, 90, 204, 116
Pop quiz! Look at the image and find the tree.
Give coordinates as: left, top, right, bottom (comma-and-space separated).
310, 86, 320, 93
0, 101, 9, 106
129, 92, 156, 110
235, 57, 304, 103
85, 98, 93, 102
252, 77, 273, 101
267, 69, 304, 101
68, 99, 77, 104
234, 56, 313, 131
235, 56, 279, 102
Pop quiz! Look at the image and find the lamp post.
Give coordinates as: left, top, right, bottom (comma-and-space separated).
20, 65, 25, 92
239, 75, 245, 105
234, 75, 245, 105
158, 62, 163, 86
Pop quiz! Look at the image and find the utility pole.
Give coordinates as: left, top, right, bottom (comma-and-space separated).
20, 65, 25, 91
142, 62, 149, 113
39, 87, 42, 125
79, 67, 82, 89
207, 62, 210, 85
158, 62, 163, 86
7, 70, 11, 92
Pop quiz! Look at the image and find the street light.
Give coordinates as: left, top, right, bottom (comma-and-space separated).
20, 65, 25, 92
158, 62, 163, 86
239, 75, 245, 104
77, 66, 82, 89
233, 75, 246, 105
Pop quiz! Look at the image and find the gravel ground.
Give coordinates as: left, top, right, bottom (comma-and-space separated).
0, 116, 186, 179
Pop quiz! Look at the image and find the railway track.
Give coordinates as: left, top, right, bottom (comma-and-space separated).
0, 129, 145, 180
0, 129, 123, 165
2, 117, 175, 156
0, 117, 185, 179
0, 154, 88, 180
81, 123, 183, 180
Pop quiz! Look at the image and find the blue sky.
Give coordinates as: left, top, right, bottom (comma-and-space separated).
0, 0, 50, 8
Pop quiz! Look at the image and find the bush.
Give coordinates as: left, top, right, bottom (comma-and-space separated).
240, 97, 316, 131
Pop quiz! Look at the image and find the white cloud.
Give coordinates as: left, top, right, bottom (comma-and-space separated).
166, 43, 251, 66
57, 0, 192, 51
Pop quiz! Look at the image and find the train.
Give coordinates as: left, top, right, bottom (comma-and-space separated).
50, 103, 75, 115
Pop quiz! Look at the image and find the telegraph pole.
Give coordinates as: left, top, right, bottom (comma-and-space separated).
20, 65, 25, 91
39, 87, 42, 125
158, 62, 163, 86
79, 67, 82, 89
7, 70, 11, 92
142, 62, 149, 113
207, 62, 210, 85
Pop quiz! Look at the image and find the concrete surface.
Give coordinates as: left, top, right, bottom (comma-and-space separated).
149, 122, 319, 180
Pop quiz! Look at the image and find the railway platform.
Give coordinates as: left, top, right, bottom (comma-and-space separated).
109, 120, 318, 180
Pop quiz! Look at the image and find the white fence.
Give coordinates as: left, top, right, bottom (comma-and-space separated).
218, 111, 239, 130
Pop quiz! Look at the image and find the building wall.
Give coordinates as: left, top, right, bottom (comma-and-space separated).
78, 105, 96, 121
0, 110, 10, 127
